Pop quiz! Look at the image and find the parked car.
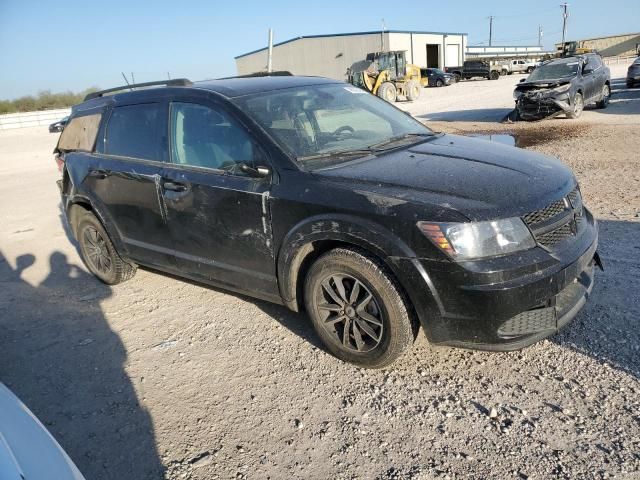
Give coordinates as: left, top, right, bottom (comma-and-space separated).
514, 53, 610, 120
444, 60, 500, 81
419, 68, 454, 87
499, 59, 538, 75
49, 115, 69, 133
56, 76, 600, 367
626, 57, 640, 88
0, 383, 85, 480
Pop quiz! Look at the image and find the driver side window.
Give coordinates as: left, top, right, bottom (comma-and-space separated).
170, 102, 255, 173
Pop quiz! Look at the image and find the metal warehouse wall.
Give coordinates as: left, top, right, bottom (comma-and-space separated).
236, 33, 389, 80
389, 33, 466, 68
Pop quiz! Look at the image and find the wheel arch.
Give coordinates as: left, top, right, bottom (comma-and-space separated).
276, 214, 418, 314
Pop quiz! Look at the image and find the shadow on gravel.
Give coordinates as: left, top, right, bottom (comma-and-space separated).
0, 249, 164, 479
551, 219, 640, 379
141, 267, 327, 352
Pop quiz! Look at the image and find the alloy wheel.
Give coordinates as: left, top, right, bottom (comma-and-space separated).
82, 226, 113, 275
315, 274, 384, 353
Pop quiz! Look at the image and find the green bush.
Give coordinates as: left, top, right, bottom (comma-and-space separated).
0, 88, 99, 115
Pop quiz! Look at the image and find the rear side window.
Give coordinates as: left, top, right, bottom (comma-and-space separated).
57, 113, 101, 152
105, 103, 167, 161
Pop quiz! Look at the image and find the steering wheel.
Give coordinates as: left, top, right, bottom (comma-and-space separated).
333, 125, 355, 140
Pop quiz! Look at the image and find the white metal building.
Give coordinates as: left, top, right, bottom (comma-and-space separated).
466, 45, 548, 59
235, 30, 468, 80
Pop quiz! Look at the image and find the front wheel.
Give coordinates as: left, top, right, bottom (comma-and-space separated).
566, 92, 584, 119
526, 66, 535, 73
596, 83, 610, 108
377, 82, 397, 103
435, 79, 444, 87
304, 248, 417, 368
490, 71, 500, 80
77, 210, 136, 285
405, 80, 420, 101
453, 73, 461, 83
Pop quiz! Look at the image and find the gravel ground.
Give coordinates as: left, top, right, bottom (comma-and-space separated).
1, 71, 639, 480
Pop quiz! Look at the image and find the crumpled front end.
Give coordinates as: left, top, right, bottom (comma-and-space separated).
516, 89, 572, 120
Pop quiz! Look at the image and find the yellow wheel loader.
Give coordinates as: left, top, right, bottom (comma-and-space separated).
348, 51, 421, 103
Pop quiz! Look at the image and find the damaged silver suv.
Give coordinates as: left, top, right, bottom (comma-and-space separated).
514, 54, 610, 120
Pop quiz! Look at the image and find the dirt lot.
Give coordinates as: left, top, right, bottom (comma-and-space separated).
1, 66, 639, 480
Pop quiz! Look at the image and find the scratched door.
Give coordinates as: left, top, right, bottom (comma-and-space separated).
161, 101, 278, 298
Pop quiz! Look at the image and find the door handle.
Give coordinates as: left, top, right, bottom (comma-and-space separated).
88, 168, 110, 179
163, 181, 189, 192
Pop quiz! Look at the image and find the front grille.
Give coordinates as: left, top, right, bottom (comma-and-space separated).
522, 198, 567, 226
522, 187, 583, 250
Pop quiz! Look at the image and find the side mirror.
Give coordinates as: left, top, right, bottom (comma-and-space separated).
520, 78, 526, 83
240, 163, 270, 178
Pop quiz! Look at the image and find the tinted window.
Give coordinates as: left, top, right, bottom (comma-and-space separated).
57, 113, 101, 152
170, 102, 255, 173
105, 103, 167, 161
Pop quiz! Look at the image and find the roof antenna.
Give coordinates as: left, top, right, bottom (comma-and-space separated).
121, 72, 132, 90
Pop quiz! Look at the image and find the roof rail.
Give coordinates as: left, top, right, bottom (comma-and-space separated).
218, 71, 293, 80
83, 78, 192, 101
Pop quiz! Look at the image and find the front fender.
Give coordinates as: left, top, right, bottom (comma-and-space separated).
277, 213, 419, 311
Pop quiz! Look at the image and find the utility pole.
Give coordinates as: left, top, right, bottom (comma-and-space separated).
381, 19, 386, 52
267, 28, 273, 73
538, 25, 543, 47
560, 3, 569, 48
488, 16, 494, 46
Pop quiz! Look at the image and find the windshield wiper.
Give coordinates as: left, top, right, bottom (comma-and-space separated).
367, 132, 433, 151
297, 148, 375, 162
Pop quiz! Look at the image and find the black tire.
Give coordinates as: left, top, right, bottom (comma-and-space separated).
526, 66, 535, 73
76, 210, 136, 285
501, 69, 508, 76
566, 92, 584, 119
453, 73, 461, 83
596, 83, 611, 108
377, 82, 397, 103
507, 71, 513, 75
405, 80, 420, 101
627, 80, 634, 88
490, 71, 500, 80
435, 79, 444, 87
304, 248, 418, 368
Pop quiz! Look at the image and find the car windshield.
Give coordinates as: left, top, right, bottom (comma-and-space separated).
431, 69, 445, 75
234, 83, 433, 165
527, 59, 580, 81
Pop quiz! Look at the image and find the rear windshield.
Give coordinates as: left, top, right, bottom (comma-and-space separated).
57, 113, 101, 152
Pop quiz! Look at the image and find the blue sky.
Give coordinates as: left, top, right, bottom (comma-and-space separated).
1, 0, 638, 99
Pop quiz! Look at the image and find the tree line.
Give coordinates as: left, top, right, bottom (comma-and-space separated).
0, 88, 98, 115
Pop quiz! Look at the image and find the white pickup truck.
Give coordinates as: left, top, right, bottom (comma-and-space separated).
498, 59, 537, 75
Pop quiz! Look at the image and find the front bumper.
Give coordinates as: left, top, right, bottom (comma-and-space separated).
516, 92, 572, 120
389, 209, 598, 351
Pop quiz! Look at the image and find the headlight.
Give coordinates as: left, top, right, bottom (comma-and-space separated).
417, 218, 536, 260
551, 83, 571, 94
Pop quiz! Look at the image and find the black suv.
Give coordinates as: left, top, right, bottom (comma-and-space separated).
514, 54, 611, 120
56, 76, 599, 367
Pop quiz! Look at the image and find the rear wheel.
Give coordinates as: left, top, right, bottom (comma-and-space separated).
304, 248, 417, 368
435, 79, 444, 87
453, 73, 461, 83
596, 83, 610, 108
490, 71, 500, 80
77, 210, 136, 285
405, 80, 420, 101
377, 82, 397, 103
566, 92, 584, 119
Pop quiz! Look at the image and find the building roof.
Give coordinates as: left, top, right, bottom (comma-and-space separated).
235, 30, 468, 59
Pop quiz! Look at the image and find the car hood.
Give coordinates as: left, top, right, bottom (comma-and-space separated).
314, 134, 576, 221
516, 79, 573, 89
0, 383, 85, 480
